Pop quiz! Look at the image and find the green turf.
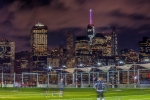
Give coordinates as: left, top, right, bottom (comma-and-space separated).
0, 87, 150, 100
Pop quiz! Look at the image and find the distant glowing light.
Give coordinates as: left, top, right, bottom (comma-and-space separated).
134, 76, 137, 80
49, 66, 52, 69
62, 65, 66, 68
35, 22, 44, 26
119, 61, 124, 64
80, 64, 83, 67
97, 62, 101, 66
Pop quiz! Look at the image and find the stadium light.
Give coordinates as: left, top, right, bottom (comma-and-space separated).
79, 64, 83, 67
97, 62, 101, 66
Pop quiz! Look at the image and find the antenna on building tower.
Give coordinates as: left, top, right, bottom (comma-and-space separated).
90, 9, 92, 24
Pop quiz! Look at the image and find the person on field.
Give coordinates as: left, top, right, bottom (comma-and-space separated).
58, 78, 64, 97
94, 77, 106, 100
45, 81, 48, 96
14, 81, 19, 91
4, 81, 7, 89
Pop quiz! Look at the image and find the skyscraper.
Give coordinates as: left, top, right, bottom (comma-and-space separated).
91, 33, 106, 56
0, 38, 15, 82
75, 36, 91, 66
30, 22, 48, 73
111, 27, 118, 56
87, 9, 95, 45
66, 31, 74, 58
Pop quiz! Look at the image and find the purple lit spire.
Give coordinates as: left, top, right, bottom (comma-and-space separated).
90, 9, 92, 24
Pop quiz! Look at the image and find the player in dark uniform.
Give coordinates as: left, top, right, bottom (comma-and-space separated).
94, 77, 106, 100
58, 78, 64, 97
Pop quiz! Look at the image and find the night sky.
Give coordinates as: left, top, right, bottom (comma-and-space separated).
0, 0, 150, 52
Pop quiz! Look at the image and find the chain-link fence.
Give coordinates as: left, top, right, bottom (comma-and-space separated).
0, 69, 150, 88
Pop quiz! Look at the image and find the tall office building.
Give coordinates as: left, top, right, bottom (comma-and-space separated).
66, 31, 74, 58
87, 9, 95, 45
91, 33, 106, 56
105, 35, 112, 56
75, 36, 91, 66
30, 23, 48, 73
111, 27, 118, 56
0, 39, 15, 82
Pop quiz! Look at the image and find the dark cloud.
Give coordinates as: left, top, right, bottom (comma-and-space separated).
19, 0, 52, 10
111, 10, 150, 21
16, 0, 68, 11
0, 0, 15, 8
75, 0, 87, 5
2, 20, 12, 27
129, 14, 150, 20
126, 0, 150, 5
0, 0, 150, 52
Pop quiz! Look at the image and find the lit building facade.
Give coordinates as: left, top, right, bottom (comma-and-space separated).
15, 51, 30, 82
111, 27, 118, 56
0, 39, 15, 82
66, 31, 74, 58
75, 36, 92, 66
139, 37, 150, 62
91, 33, 106, 56
105, 35, 112, 56
48, 49, 60, 68
66, 31, 75, 68
30, 23, 48, 73
15, 51, 30, 74
120, 48, 139, 63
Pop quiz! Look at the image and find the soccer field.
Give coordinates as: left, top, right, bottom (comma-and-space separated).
0, 88, 150, 100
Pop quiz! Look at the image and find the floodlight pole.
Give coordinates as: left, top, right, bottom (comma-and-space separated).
14, 73, 15, 83
137, 69, 140, 87
47, 73, 49, 87
81, 73, 83, 88
22, 73, 23, 84
61, 68, 62, 79
134, 63, 136, 88
2, 71, 3, 87
93, 66, 94, 88
112, 65, 115, 88
76, 67, 78, 88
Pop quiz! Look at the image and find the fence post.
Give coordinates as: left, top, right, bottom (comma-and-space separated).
72, 74, 74, 87
58, 74, 60, 84
137, 69, 140, 87
22, 73, 23, 84
65, 74, 67, 86
81, 73, 82, 88
2, 72, 3, 87
88, 73, 90, 86
14, 73, 15, 83
118, 71, 120, 87
127, 71, 129, 87
48, 73, 49, 87
37, 73, 38, 87
107, 72, 109, 83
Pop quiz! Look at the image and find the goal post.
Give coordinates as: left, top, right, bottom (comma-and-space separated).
22, 73, 38, 87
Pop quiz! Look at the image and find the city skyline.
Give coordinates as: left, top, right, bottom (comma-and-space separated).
0, 0, 150, 52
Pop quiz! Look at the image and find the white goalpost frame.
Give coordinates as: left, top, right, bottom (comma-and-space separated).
22, 73, 38, 86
